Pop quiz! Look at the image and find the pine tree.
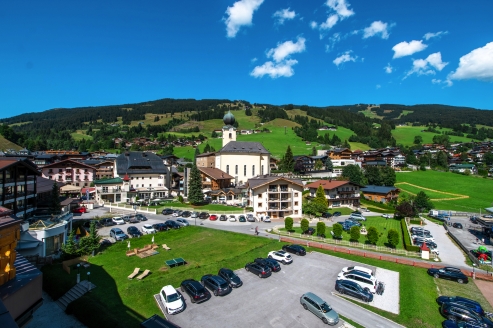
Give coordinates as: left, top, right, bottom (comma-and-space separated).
188, 164, 204, 205
50, 182, 61, 215
281, 146, 294, 172
61, 229, 78, 258
194, 147, 200, 164
313, 185, 328, 213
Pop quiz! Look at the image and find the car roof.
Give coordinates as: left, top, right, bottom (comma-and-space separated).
161, 285, 177, 294
302, 292, 326, 304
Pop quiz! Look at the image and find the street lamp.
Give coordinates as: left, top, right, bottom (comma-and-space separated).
87, 272, 91, 292
76, 264, 81, 284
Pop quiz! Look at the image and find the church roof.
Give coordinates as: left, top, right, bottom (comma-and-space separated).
217, 141, 270, 154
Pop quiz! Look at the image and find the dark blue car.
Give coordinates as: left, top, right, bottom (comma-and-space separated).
437, 296, 485, 316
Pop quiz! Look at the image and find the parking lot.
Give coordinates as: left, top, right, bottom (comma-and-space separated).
165, 251, 401, 328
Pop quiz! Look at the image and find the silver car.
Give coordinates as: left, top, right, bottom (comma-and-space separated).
175, 218, 190, 226
300, 292, 339, 325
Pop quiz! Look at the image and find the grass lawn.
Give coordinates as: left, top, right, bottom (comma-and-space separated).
317, 126, 371, 151
0, 135, 22, 151
392, 125, 475, 146
283, 217, 404, 249
360, 199, 395, 213
396, 171, 493, 212
71, 131, 93, 141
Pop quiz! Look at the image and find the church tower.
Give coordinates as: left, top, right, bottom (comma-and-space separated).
222, 110, 237, 147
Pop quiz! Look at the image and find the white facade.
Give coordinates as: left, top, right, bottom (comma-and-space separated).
222, 126, 237, 147
216, 153, 270, 185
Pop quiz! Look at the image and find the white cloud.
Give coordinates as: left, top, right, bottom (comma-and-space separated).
392, 40, 428, 59
273, 8, 296, 25
405, 52, 448, 78
224, 0, 264, 38
320, 14, 339, 30
251, 37, 306, 78
423, 31, 448, 41
266, 37, 306, 62
251, 57, 258, 63
384, 63, 393, 74
325, 33, 342, 52
432, 78, 453, 87
310, 21, 318, 29
448, 42, 493, 82
333, 50, 357, 66
326, 0, 354, 18
250, 60, 298, 78
362, 21, 391, 39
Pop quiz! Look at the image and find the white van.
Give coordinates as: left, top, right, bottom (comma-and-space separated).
337, 270, 377, 293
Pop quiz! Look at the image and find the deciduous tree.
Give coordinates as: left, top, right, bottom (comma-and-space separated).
350, 226, 361, 242
332, 223, 343, 239
300, 218, 309, 232
284, 217, 294, 231
366, 226, 379, 245
387, 229, 399, 248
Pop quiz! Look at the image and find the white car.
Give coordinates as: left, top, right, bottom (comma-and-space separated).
159, 285, 184, 314
340, 265, 374, 278
190, 212, 199, 218
229, 215, 236, 222
263, 216, 271, 223
175, 218, 190, 226
381, 214, 393, 219
112, 217, 125, 225
412, 235, 435, 242
349, 213, 366, 221
141, 224, 156, 234
268, 250, 293, 264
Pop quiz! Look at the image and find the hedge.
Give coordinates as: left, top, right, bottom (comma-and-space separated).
400, 218, 420, 252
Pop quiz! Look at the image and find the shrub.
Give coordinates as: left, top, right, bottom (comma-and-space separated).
366, 226, 379, 245
316, 221, 326, 236
400, 218, 420, 251
350, 226, 360, 242
387, 229, 400, 248
300, 218, 309, 232
284, 217, 294, 231
332, 223, 343, 239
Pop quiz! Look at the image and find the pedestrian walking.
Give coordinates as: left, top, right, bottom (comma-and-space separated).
255, 226, 259, 236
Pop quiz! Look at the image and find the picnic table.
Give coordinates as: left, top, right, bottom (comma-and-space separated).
165, 257, 186, 268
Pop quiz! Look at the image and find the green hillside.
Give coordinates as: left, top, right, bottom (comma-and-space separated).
0, 135, 22, 151
392, 126, 476, 146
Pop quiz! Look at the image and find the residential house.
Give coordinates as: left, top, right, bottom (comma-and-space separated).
327, 148, 352, 160
197, 167, 233, 191
196, 152, 216, 168
449, 163, 477, 174
293, 155, 315, 172
41, 159, 96, 190
92, 160, 115, 180
94, 176, 129, 204
305, 180, 362, 208
247, 175, 303, 219
32, 154, 58, 168
360, 185, 400, 203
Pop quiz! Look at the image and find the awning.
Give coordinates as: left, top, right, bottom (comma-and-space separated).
202, 188, 212, 193
16, 231, 41, 250
485, 207, 493, 214
81, 187, 95, 194
60, 185, 82, 193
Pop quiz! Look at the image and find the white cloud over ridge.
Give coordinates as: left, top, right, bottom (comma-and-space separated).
224, 0, 264, 38
333, 50, 357, 66
423, 31, 448, 40
392, 40, 427, 58
449, 42, 493, 82
362, 21, 391, 39
405, 52, 448, 79
273, 8, 296, 25
251, 37, 306, 78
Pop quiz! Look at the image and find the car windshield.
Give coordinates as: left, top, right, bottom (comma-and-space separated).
167, 293, 180, 302
321, 303, 332, 313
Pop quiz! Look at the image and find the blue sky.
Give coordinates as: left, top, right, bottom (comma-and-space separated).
1, 0, 493, 119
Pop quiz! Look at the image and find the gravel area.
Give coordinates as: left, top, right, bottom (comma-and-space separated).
25, 292, 86, 328
372, 268, 400, 314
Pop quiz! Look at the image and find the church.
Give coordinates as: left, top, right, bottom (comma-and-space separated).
215, 111, 271, 186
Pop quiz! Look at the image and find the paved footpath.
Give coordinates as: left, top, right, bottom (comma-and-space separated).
25, 292, 86, 328
474, 280, 493, 310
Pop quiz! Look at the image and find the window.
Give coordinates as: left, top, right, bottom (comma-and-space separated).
258, 193, 262, 198
226, 165, 229, 174
294, 193, 298, 197
294, 201, 298, 206
49, 176, 52, 180
244, 165, 246, 176
149, 184, 152, 187
294, 210, 298, 214
76, 183, 79, 186
235, 165, 238, 174
58, 169, 62, 173
131, 185, 133, 188
258, 203, 262, 207
252, 165, 255, 176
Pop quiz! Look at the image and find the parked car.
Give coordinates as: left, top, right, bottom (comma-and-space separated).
127, 226, 142, 238
428, 267, 469, 284
209, 214, 218, 221
412, 234, 435, 242
437, 296, 485, 316
341, 265, 375, 278
483, 215, 493, 219
360, 207, 370, 212
263, 216, 271, 223
72, 207, 87, 214
238, 215, 246, 222
128, 216, 140, 224
121, 215, 131, 223
335, 279, 373, 302
332, 211, 342, 217
349, 213, 366, 221
200, 274, 231, 296
152, 223, 168, 231
418, 242, 440, 255
410, 227, 430, 234
452, 222, 464, 229
181, 211, 191, 218
172, 210, 183, 217
112, 217, 125, 225
337, 270, 377, 294
254, 258, 281, 272
180, 279, 210, 303
300, 292, 339, 325
83, 220, 101, 229
165, 220, 181, 229
135, 214, 147, 221
282, 244, 306, 256
110, 228, 128, 241
246, 214, 256, 222
142, 224, 157, 234
381, 214, 393, 219
244, 262, 272, 278
191, 211, 199, 218
440, 303, 493, 326
159, 285, 184, 314
175, 218, 190, 226
100, 218, 116, 227
303, 227, 315, 235
218, 268, 243, 288
470, 216, 479, 224
268, 250, 293, 264
199, 212, 210, 219
321, 212, 332, 218
161, 208, 173, 215
441, 319, 485, 328
219, 214, 227, 221
229, 215, 237, 222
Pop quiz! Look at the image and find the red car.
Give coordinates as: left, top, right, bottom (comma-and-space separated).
72, 207, 87, 213
209, 214, 218, 221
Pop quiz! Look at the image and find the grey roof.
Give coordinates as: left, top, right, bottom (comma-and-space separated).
361, 185, 399, 194
247, 175, 303, 190
116, 152, 168, 175
81, 160, 103, 165
218, 141, 270, 154
35, 154, 57, 159
105, 154, 119, 159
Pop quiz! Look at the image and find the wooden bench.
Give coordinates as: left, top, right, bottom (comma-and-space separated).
136, 269, 150, 280
162, 244, 171, 251
128, 267, 140, 279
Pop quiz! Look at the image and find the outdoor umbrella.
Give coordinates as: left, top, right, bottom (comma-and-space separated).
152, 236, 154, 244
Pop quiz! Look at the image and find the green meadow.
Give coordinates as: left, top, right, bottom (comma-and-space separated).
392, 125, 475, 146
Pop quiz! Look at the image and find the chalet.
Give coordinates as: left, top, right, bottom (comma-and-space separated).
41, 159, 96, 189
327, 148, 352, 160
293, 155, 314, 172
449, 163, 477, 174
198, 167, 233, 190
360, 185, 400, 203
196, 152, 216, 168
305, 180, 362, 208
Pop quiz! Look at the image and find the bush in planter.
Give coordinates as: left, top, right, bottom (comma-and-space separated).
300, 218, 309, 233
350, 226, 360, 242
332, 223, 343, 239
284, 217, 294, 231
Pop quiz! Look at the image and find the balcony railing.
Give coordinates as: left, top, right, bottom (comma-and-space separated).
268, 188, 278, 192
